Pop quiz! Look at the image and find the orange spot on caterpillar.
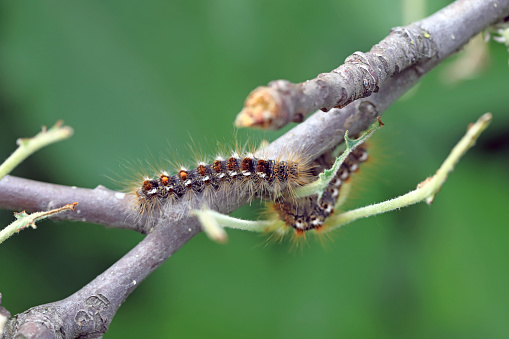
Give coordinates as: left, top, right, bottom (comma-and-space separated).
197, 165, 206, 176
213, 160, 222, 173
142, 180, 153, 192
241, 157, 251, 172
179, 170, 188, 181
227, 157, 237, 172
295, 229, 305, 237
256, 159, 267, 171
160, 175, 169, 185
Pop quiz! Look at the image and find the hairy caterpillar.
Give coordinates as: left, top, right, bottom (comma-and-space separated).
123, 135, 369, 244
266, 143, 368, 238
124, 144, 316, 222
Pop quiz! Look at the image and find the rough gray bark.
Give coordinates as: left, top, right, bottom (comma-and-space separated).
235, 25, 433, 130
236, 0, 509, 130
1, 0, 508, 337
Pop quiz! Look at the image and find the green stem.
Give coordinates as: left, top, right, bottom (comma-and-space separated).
0, 202, 78, 244
328, 113, 492, 231
0, 121, 73, 180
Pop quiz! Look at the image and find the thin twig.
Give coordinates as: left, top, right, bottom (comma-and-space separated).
0, 121, 73, 180
328, 113, 493, 230
0, 202, 78, 244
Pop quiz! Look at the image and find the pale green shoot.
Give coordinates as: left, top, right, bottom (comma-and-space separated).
0, 203, 78, 244
0, 121, 75, 244
327, 112, 492, 231
192, 207, 274, 244
0, 121, 73, 180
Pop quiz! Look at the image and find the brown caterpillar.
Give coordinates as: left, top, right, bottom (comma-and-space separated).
267, 143, 369, 237
123, 139, 368, 238
124, 146, 315, 221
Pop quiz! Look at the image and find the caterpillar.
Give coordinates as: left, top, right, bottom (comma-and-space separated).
266, 143, 369, 238
124, 138, 368, 242
124, 144, 315, 222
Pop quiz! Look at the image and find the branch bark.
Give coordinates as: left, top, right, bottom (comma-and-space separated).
1, 0, 508, 337
235, 0, 509, 130
0, 176, 144, 233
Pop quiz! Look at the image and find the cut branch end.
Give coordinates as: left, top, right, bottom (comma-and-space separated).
235, 86, 283, 129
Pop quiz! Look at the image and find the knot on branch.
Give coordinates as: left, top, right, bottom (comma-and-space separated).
74, 294, 111, 336
11, 306, 65, 338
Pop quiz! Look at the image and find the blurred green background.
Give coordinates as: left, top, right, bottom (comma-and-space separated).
1, 0, 509, 338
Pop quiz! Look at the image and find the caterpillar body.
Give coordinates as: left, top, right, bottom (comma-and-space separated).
126, 146, 314, 221
267, 143, 368, 237
125, 141, 368, 240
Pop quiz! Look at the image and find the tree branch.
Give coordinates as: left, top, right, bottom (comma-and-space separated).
235, 0, 509, 130
2, 0, 508, 337
0, 176, 144, 233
